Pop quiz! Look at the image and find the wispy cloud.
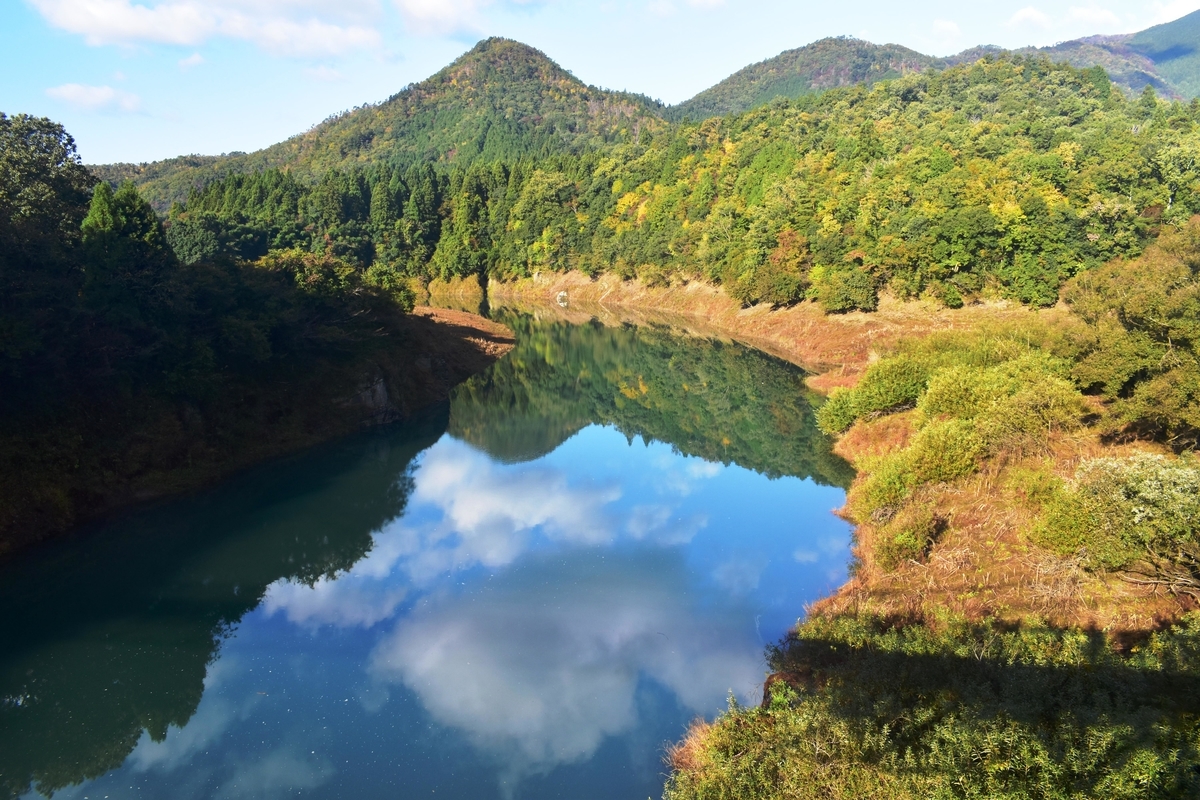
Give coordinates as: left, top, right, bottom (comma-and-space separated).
179, 52, 204, 68
1008, 6, 1052, 28
46, 82, 142, 112
28, 0, 384, 57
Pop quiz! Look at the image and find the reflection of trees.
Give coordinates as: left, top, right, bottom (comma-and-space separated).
449, 314, 854, 488
0, 410, 444, 799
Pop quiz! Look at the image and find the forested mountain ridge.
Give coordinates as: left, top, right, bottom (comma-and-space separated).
668, 11, 1200, 123
94, 11, 1200, 211
174, 56, 1200, 315
666, 38, 939, 122
93, 38, 665, 212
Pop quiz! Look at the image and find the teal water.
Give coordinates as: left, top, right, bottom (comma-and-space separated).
0, 314, 853, 800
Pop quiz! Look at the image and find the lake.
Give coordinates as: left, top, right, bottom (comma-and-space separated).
0, 312, 854, 800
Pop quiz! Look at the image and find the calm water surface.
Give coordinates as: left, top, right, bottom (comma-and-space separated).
1, 314, 853, 800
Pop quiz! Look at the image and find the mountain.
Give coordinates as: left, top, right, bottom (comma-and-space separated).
984, 10, 1200, 101
92, 38, 664, 211
1125, 9, 1200, 98
666, 37, 939, 121
667, 12, 1200, 122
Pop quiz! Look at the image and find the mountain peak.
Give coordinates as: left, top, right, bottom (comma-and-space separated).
668, 37, 938, 121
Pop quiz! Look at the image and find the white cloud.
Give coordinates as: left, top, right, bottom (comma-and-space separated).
1066, 5, 1123, 28
711, 554, 767, 594
1008, 6, 1053, 28
393, 0, 489, 34
179, 51, 204, 68
263, 576, 406, 628
46, 82, 142, 112
368, 554, 763, 782
792, 548, 819, 564
28, 0, 383, 57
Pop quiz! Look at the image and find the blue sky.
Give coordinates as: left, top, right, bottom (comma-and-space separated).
3, 0, 1198, 164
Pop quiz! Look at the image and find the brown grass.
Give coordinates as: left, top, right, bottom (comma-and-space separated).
488, 272, 1187, 634
666, 719, 714, 774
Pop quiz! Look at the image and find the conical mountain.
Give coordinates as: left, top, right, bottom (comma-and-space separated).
95, 38, 664, 210
666, 37, 939, 121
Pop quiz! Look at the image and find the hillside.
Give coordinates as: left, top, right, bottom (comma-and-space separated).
667, 11, 1200, 122
1126, 9, 1200, 99
666, 38, 938, 121
93, 38, 664, 211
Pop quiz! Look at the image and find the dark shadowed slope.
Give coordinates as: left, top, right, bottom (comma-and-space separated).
1126, 9, 1200, 99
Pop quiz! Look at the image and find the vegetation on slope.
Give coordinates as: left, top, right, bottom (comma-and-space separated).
665, 612, 1200, 800
667, 38, 938, 121
92, 38, 664, 212
0, 113, 486, 556
1126, 10, 1200, 100
176, 57, 1200, 313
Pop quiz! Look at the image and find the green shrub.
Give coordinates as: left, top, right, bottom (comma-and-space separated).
906, 419, 983, 484
916, 353, 1085, 456
816, 389, 861, 436
666, 613, 1200, 800
816, 356, 931, 434
857, 452, 916, 516
875, 504, 944, 571
1037, 454, 1200, 587
808, 265, 879, 313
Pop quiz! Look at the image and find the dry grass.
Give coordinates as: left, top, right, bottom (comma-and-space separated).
665, 719, 714, 774
489, 272, 1188, 635
815, 413, 1183, 630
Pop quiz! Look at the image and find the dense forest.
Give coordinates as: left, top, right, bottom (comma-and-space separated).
0, 112, 448, 555
93, 38, 664, 212
167, 54, 1200, 312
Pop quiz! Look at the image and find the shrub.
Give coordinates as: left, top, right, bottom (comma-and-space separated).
666, 613, 1200, 800
875, 504, 945, 571
808, 265, 879, 313
816, 356, 931, 434
815, 389, 861, 436
1037, 454, 1200, 595
857, 452, 916, 516
906, 419, 983, 484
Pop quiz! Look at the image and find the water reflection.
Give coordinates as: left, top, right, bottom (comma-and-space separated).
1, 315, 853, 800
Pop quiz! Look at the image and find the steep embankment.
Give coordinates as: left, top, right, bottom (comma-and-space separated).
0, 308, 513, 559
489, 273, 1184, 632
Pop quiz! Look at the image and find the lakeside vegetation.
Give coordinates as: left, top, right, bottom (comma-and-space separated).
0, 113, 464, 556
665, 612, 1200, 800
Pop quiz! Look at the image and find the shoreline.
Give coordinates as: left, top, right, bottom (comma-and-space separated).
0, 307, 514, 561
488, 272, 1183, 634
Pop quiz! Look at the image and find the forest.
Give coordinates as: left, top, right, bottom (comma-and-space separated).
0, 113, 428, 555
167, 56, 1200, 314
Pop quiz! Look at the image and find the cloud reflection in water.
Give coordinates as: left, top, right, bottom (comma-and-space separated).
252, 425, 849, 790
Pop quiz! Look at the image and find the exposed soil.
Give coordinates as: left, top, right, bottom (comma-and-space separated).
489, 272, 1186, 633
